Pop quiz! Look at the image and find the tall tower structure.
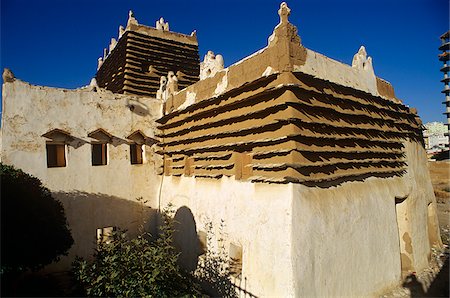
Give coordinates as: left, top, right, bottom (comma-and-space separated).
96, 11, 200, 97
439, 31, 450, 146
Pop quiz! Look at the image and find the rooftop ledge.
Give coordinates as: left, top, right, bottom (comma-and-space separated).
165, 2, 400, 114
126, 22, 198, 46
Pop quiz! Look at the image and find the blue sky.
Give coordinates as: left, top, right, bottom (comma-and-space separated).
1, 0, 448, 123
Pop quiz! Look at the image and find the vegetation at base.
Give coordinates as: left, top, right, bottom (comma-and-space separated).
72, 205, 202, 297
193, 220, 237, 297
440, 227, 449, 246
0, 163, 73, 274
73, 204, 238, 297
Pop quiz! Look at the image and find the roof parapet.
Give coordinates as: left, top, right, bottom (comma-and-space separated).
268, 2, 302, 48
155, 17, 169, 31
127, 10, 138, 28
2, 68, 15, 83
97, 10, 198, 74
352, 46, 375, 76
200, 51, 224, 80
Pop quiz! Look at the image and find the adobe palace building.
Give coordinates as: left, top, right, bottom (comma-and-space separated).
1, 3, 442, 297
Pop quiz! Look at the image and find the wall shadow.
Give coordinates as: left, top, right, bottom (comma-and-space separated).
127, 98, 150, 116
67, 137, 89, 149
45, 191, 157, 272
403, 253, 449, 297
172, 206, 200, 272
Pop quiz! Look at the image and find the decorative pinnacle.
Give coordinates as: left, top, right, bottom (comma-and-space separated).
278, 2, 291, 24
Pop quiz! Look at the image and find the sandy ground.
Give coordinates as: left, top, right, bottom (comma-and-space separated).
428, 161, 450, 241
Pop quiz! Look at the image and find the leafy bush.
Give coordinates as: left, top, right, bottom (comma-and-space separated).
0, 163, 73, 274
72, 205, 201, 297
194, 220, 237, 297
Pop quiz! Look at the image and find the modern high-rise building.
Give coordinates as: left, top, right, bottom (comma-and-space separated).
439, 31, 450, 146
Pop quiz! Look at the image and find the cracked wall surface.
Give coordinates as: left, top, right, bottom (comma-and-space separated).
1, 78, 163, 270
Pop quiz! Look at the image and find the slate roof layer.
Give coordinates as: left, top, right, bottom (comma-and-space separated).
157, 71, 423, 188
96, 30, 200, 97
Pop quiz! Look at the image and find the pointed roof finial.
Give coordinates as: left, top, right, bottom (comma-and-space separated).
278, 2, 291, 24
2, 68, 15, 83
127, 10, 138, 27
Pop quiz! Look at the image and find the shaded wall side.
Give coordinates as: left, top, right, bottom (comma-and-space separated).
123, 31, 200, 97
96, 34, 127, 93
401, 140, 442, 271
291, 179, 403, 297
159, 176, 295, 297
46, 192, 156, 272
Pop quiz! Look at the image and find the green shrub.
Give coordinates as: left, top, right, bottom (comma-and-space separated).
0, 163, 73, 274
194, 220, 237, 298
72, 205, 201, 297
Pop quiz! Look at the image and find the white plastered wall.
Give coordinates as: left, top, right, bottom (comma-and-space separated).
1, 79, 163, 270
290, 140, 440, 297
295, 49, 379, 97
159, 175, 295, 297
400, 140, 442, 270
291, 178, 404, 297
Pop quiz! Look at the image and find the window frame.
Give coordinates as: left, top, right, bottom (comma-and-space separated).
130, 143, 144, 165
96, 226, 116, 245
46, 142, 67, 168
91, 142, 108, 166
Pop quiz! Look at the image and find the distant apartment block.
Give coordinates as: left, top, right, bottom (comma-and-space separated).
439, 31, 450, 144
423, 121, 449, 153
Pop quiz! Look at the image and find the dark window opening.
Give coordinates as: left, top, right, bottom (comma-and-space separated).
92, 143, 107, 166
130, 144, 143, 164
97, 226, 116, 245
229, 243, 243, 278
198, 231, 207, 256
46, 144, 66, 168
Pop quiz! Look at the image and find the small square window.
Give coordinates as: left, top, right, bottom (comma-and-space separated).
46, 143, 66, 168
130, 144, 143, 164
92, 143, 107, 166
229, 243, 243, 278
234, 152, 252, 180
185, 156, 194, 176
198, 231, 207, 256
164, 156, 172, 175
97, 226, 116, 245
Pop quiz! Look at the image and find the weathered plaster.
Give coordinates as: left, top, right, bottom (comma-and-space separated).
401, 140, 443, 270
291, 177, 403, 297
159, 175, 295, 297
159, 139, 440, 297
1, 78, 163, 269
0, 3, 441, 297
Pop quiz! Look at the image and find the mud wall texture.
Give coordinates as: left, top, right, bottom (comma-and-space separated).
160, 142, 440, 297
1, 79, 163, 269
158, 71, 423, 188
158, 142, 440, 297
